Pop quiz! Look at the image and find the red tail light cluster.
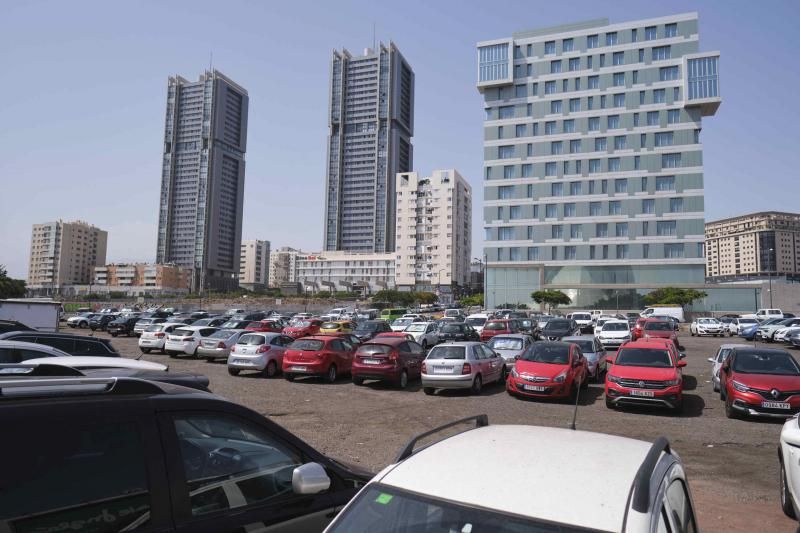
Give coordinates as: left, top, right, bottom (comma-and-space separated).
257, 345, 270, 353
217, 342, 226, 349
421, 361, 427, 373
462, 363, 472, 374
155, 332, 165, 338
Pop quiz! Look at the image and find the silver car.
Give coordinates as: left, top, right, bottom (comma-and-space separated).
707, 344, 747, 393
133, 317, 167, 337
404, 321, 439, 350
197, 329, 247, 361
227, 332, 295, 377
486, 334, 534, 372
562, 335, 606, 381
422, 342, 506, 395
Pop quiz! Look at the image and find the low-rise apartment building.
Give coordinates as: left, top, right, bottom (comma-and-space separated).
296, 251, 395, 295
91, 263, 191, 294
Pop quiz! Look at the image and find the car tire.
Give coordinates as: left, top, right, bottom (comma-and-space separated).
285, 373, 295, 382
423, 387, 435, 395
713, 382, 719, 393
326, 364, 338, 383
228, 368, 240, 376
264, 360, 278, 378
79, 321, 87, 329
500, 365, 508, 383
353, 377, 365, 386
398, 370, 409, 389
605, 396, 615, 409
720, 385, 727, 401
690, 330, 695, 337
140, 348, 151, 354
111, 332, 118, 337
581, 374, 589, 389
673, 399, 683, 413
724, 396, 739, 419
781, 460, 797, 519
471, 375, 483, 395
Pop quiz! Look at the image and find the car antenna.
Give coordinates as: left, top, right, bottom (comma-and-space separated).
569, 374, 582, 430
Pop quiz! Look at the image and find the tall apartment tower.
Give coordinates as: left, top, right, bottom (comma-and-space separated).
156, 70, 249, 293
477, 13, 720, 309
324, 42, 415, 253
239, 239, 270, 289
395, 170, 472, 297
27, 220, 108, 294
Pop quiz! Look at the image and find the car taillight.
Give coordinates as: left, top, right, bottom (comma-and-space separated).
462, 362, 471, 374
257, 345, 270, 353
421, 361, 427, 373
217, 342, 226, 349
182, 337, 192, 341
389, 350, 399, 361
155, 332, 165, 338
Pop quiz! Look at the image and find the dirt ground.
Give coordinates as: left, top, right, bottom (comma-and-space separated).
76, 328, 798, 532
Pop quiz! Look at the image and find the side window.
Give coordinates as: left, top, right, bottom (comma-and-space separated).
398, 342, 411, 353
19, 348, 53, 361
281, 336, 294, 346
201, 328, 216, 337
717, 349, 729, 363
10, 334, 37, 344
172, 414, 303, 517
329, 339, 344, 352
74, 339, 103, 355
408, 342, 424, 355
270, 336, 284, 346
38, 337, 74, 353
482, 346, 497, 358
0, 348, 19, 363
471, 345, 484, 360
0, 421, 150, 529
666, 479, 697, 533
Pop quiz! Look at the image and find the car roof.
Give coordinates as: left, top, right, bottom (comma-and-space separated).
731, 347, 792, 356
23, 356, 167, 372
626, 340, 673, 349
238, 331, 282, 338
378, 425, 650, 531
603, 319, 629, 324
718, 343, 749, 350
431, 341, 481, 347
561, 335, 595, 344
363, 337, 406, 346
0, 340, 71, 355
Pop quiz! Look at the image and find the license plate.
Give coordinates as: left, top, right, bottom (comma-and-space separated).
291, 366, 307, 372
232, 359, 248, 365
762, 401, 791, 409
630, 390, 655, 397
523, 384, 546, 392
362, 359, 381, 365
433, 366, 454, 374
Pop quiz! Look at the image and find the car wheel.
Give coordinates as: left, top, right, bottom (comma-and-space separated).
285, 373, 295, 382
111, 332, 118, 337
168, 352, 177, 358
421, 340, 428, 351
398, 370, 409, 389
79, 321, 87, 329
264, 360, 278, 378
423, 387, 435, 395
720, 385, 727, 401
713, 382, 719, 393
500, 365, 508, 383
140, 348, 151, 354
581, 373, 589, 389
471, 375, 483, 395
690, 330, 695, 337
605, 396, 615, 409
326, 364, 338, 383
781, 460, 797, 519
353, 377, 365, 386
228, 368, 240, 376
724, 396, 739, 419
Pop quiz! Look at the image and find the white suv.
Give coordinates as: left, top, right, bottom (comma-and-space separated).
324, 416, 699, 532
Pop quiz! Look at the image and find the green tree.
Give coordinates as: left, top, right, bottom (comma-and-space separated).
531, 290, 572, 313
0, 266, 26, 299
642, 287, 707, 309
460, 293, 484, 307
412, 291, 438, 305
372, 290, 414, 307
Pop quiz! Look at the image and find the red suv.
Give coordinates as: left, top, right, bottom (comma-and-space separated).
506, 341, 588, 400
640, 319, 679, 348
282, 335, 355, 383
245, 320, 283, 333
605, 340, 686, 411
351, 338, 425, 389
480, 319, 518, 342
719, 347, 800, 419
283, 319, 323, 339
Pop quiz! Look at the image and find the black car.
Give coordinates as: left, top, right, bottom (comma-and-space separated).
538, 318, 581, 341
0, 376, 371, 532
0, 331, 119, 356
219, 319, 253, 329
0, 320, 34, 334
352, 320, 392, 341
437, 322, 480, 342
189, 316, 229, 328
107, 316, 140, 337
89, 313, 118, 331
232, 312, 267, 322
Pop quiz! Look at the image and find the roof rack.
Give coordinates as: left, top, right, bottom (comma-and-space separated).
0, 364, 84, 377
0, 377, 166, 398
631, 436, 672, 513
395, 414, 489, 462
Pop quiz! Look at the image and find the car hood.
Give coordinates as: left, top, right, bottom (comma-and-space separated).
733, 373, 800, 391
609, 365, 678, 381
643, 331, 675, 339
515, 360, 570, 379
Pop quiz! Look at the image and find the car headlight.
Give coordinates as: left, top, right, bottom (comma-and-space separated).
732, 380, 749, 393
664, 378, 681, 386
607, 374, 621, 384
553, 371, 567, 383
511, 367, 519, 378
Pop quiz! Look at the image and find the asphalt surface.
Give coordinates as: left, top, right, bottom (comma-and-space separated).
68, 327, 797, 532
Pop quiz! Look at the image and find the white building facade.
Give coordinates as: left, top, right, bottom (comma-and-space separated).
268, 247, 303, 287
239, 240, 270, 289
296, 251, 395, 295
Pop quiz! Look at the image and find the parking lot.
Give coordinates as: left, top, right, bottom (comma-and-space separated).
77, 328, 795, 532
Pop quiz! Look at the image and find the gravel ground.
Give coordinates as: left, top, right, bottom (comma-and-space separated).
70, 328, 797, 532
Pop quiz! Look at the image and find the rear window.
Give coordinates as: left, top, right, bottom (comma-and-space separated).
572, 313, 591, 321
466, 317, 487, 327
488, 337, 523, 350
522, 344, 570, 364
291, 339, 325, 351
137, 318, 153, 324
405, 324, 427, 332
321, 322, 340, 329
441, 324, 464, 333
484, 321, 508, 331
356, 344, 393, 356
238, 334, 266, 345
572, 340, 596, 353
173, 328, 194, 336
644, 321, 672, 331
209, 329, 237, 340
543, 320, 570, 330
602, 322, 629, 332
145, 325, 165, 332
427, 345, 466, 360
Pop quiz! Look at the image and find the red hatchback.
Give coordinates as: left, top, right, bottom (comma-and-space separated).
719, 347, 800, 419
506, 341, 588, 400
480, 319, 518, 342
282, 335, 355, 383
631, 318, 648, 340
351, 338, 425, 389
640, 319, 679, 348
245, 320, 283, 333
605, 340, 685, 411
283, 319, 323, 339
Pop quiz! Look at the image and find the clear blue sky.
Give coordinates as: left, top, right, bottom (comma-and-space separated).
1, 0, 798, 279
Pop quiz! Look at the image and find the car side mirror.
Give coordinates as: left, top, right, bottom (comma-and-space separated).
707, 357, 715, 363
514, 354, 520, 360
679, 353, 686, 360
292, 462, 331, 495
677, 360, 687, 368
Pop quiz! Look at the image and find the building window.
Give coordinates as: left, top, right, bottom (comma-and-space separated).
669, 197, 683, 212
509, 247, 521, 261
641, 175, 648, 190
545, 80, 556, 94
613, 72, 625, 86
631, 28, 638, 42
478, 43, 509, 82
694, 129, 700, 144
589, 201, 601, 216
662, 153, 681, 168
510, 205, 522, 219
569, 181, 582, 195
526, 43, 532, 56
615, 178, 627, 193
588, 75, 599, 89
551, 182, 564, 196
609, 200, 621, 215
575, 160, 582, 174
562, 79, 568, 92
533, 123, 539, 136
667, 109, 680, 124
659, 66, 679, 81
527, 64, 533, 76
587, 56, 593, 69
645, 26, 657, 41
569, 57, 580, 71
613, 93, 625, 107
665, 23, 677, 38
633, 113, 640, 127
673, 87, 680, 101
587, 34, 599, 49
607, 115, 620, 129
653, 89, 666, 103
522, 163, 533, 177
654, 132, 674, 147
687, 56, 720, 100
545, 41, 555, 55
545, 162, 557, 176
563, 119, 575, 133
642, 198, 655, 214
527, 184, 534, 197
569, 139, 581, 153
652, 45, 671, 61
569, 98, 580, 112
528, 247, 539, 260
617, 244, 630, 259
612, 52, 624, 66
647, 111, 659, 126
498, 126, 505, 139
588, 159, 601, 173
657, 221, 677, 236
552, 225, 564, 239
503, 165, 515, 179
551, 141, 563, 155
533, 83, 538, 95
498, 185, 514, 199
550, 100, 563, 114
665, 243, 684, 258
527, 143, 533, 156
565, 246, 577, 260
632, 70, 639, 84
546, 204, 558, 218
599, 54, 606, 68
563, 38, 574, 52
634, 155, 641, 170
545, 121, 556, 135
588, 117, 599, 131
606, 32, 618, 46
550, 60, 562, 74
656, 176, 676, 191
515, 84, 527, 98
575, 77, 581, 91
596, 223, 608, 237
570, 224, 583, 239
608, 158, 621, 172
600, 95, 606, 109
516, 124, 527, 137
498, 145, 515, 159
616, 222, 629, 237
614, 136, 627, 150
498, 227, 514, 240
564, 203, 576, 217
498, 106, 514, 119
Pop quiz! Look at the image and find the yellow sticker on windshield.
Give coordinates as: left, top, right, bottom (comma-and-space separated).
375, 493, 393, 505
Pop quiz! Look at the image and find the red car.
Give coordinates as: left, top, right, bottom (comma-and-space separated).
375, 332, 415, 341
605, 340, 686, 411
351, 338, 425, 389
283, 319, 323, 339
245, 320, 283, 333
639, 319, 679, 348
631, 318, 648, 340
480, 319, 518, 342
506, 341, 588, 400
719, 347, 800, 419
282, 335, 355, 383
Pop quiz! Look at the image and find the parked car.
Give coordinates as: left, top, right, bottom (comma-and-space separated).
631, 317, 648, 341
218, 318, 253, 330
421, 342, 505, 395
284, 319, 324, 339
231, 312, 267, 322
189, 316, 229, 328
790, 330, 800, 348
593, 315, 617, 334
538, 318, 580, 341
0, 320, 35, 334
351, 338, 425, 388
571, 312, 594, 333
719, 347, 800, 419
606, 340, 686, 411
437, 322, 480, 342
106, 316, 141, 337
88, 313, 118, 332
640, 306, 686, 323
741, 308, 784, 321
479, 319, 519, 342
728, 317, 760, 336
323, 417, 699, 533
465, 313, 489, 334
197, 329, 247, 361
66, 312, 97, 329
243, 319, 283, 333
138, 322, 188, 354
350, 320, 391, 342
562, 335, 607, 381
0, 340, 75, 362
506, 341, 588, 401
0, 376, 371, 532
739, 322, 761, 341
227, 332, 295, 377
758, 318, 800, 342
779, 414, 800, 520
389, 318, 415, 332
0, 331, 119, 357
22, 355, 167, 372
132, 317, 167, 336
640, 319, 680, 348
776, 326, 800, 343
375, 331, 415, 341
164, 326, 219, 357
403, 321, 439, 349
690, 317, 724, 337
487, 334, 534, 372
319, 320, 355, 334
595, 319, 632, 349
707, 344, 747, 392
282, 335, 356, 383
379, 308, 407, 322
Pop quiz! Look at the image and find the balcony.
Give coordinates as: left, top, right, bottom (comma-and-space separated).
683, 53, 721, 116
476, 40, 513, 91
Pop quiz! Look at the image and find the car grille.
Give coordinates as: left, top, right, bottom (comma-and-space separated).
749, 388, 800, 402
618, 379, 670, 389
520, 374, 549, 382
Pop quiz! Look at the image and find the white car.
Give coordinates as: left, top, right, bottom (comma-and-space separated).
727, 317, 759, 336
595, 319, 631, 348
228, 332, 295, 377
164, 325, 219, 357
779, 415, 800, 521
777, 326, 800, 343
138, 322, 189, 354
390, 318, 414, 332
465, 313, 489, 333
66, 312, 95, 329
323, 417, 699, 533
403, 322, 439, 349
571, 311, 594, 333
690, 317, 724, 337
707, 344, 746, 393
24, 356, 167, 372
593, 315, 617, 334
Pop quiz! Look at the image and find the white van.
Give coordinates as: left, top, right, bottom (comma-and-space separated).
640, 306, 685, 323
465, 313, 490, 333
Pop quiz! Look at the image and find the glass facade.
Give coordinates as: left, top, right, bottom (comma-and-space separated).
479, 44, 509, 82
687, 56, 719, 100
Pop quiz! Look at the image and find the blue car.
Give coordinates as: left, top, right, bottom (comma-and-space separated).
739, 322, 759, 341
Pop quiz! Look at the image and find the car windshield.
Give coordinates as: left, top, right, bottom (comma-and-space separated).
602, 322, 629, 332
740, 319, 758, 324
543, 320, 570, 331
290, 321, 313, 328
484, 321, 508, 331
392, 319, 412, 327
466, 317, 487, 327
291, 339, 325, 351
321, 322, 341, 329
441, 324, 464, 334
644, 322, 672, 331
355, 322, 381, 332
356, 344, 393, 356
137, 318, 153, 324
173, 328, 194, 337
733, 351, 800, 375
209, 329, 237, 340
145, 324, 165, 332
778, 318, 797, 326
570, 340, 596, 353
237, 334, 266, 345
698, 318, 719, 324
488, 337, 523, 350
615, 348, 672, 367
427, 345, 466, 360
522, 344, 570, 364
573, 313, 591, 321
405, 324, 427, 332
